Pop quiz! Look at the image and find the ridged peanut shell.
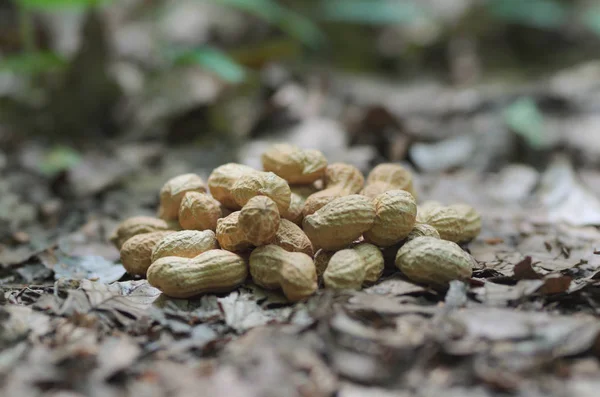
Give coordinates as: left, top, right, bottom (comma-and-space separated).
249, 245, 317, 301
448, 203, 481, 242
120, 231, 174, 276
406, 223, 440, 241
158, 174, 207, 221
283, 192, 305, 225
216, 211, 252, 252
352, 242, 384, 284
151, 230, 218, 262
231, 171, 291, 214
303, 195, 376, 251
361, 163, 415, 198
147, 250, 248, 298
416, 206, 464, 243
110, 216, 174, 249
314, 249, 335, 278
208, 163, 258, 210
238, 196, 280, 246
272, 219, 313, 256
261, 144, 327, 184
178, 192, 221, 231
395, 237, 473, 287
323, 249, 365, 290
363, 190, 417, 247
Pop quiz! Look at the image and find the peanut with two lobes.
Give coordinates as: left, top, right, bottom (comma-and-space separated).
114, 144, 482, 300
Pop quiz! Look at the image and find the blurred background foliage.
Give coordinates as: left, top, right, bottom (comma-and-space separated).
1, 0, 600, 149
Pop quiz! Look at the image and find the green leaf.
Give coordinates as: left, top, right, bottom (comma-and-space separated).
14, 0, 111, 11
318, 0, 425, 25
0, 51, 67, 75
504, 97, 548, 149
38, 146, 82, 177
174, 47, 247, 84
487, 0, 568, 29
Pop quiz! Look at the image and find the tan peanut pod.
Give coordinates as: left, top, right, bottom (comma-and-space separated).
147, 250, 248, 298
231, 171, 291, 214
151, 230, 218, 262
178, 192, 222, 231
158, 174, 207, 221
352, 242, 384, 284
323, 249, 365, 290
110, 216, 173, 249
238, 196, 280, 246
416, 201, 443, 223
363, 190, 417, 247
406, 223, 440, 241
208, 163, 258, 210
302, 163, 364, 217
314, 249, 335, 278
216, 212, 252, 252
120, 231, 174, 276
290, 184, 320, 199
417, 206, 464, 243
272, 219, 313, 257
249, 245, 317, 301
303, 195, 376, 251
283, 192, 305, 225
361, 163, 415, 199
261, 143, 327, 184
448, 203, 482, 243
395, 237, 473, 287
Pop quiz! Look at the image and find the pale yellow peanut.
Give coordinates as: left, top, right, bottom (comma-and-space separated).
120, 231, 174, 276
352, 242, 384, 284
303, 163, 364, 216
363, 190, 417, 247
361, 163, 415, 199
216, 211, 252, 252
271, 219, 313, 256
283, 192, 305, 225
303, 195, 376, 251
110, 216, 174, 249
395, 236, 473, 287
158, 174, 207, 221
178, 191, 222, 231
151, 230, 218, 262
314, 249, 335, 278
249, 245, 317, 301
147, 249, 248, 298
238, 196, 280, 246
261, 143, 327, 184
416, 206, 464, 243
406, 223, 440, 241
231, 171, 291, 214
208, 163, 258, 210
448, 203, 481, 243
323, 249, 365, 290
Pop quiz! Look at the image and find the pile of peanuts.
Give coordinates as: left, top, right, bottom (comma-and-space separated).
111, 144, 481, 301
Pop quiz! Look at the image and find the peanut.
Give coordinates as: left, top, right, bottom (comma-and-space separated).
363, 190, 417, 247
261, 143, 327, 184
120, 231, 174, 276
249, 245, 317, 301
238, 196, 280, 246
271, 218, 313, 256
283, 192, 305, 225
416, 205, 464, 243
158, 174, 207, 221
303, 163, 364, 216
151, 230, 218, 262
303, 195, 376, 251
448, 203, 481, 243
208, 163, 258, 210
216, 211, 252, 252
361, 163, 415, 199
147, 249, 248, 298
322, 243, 384, 289
395, 236, 473, 287
314, 249, 335, 278
178, 191, 222, 231
406, 223, 440, 241
110, 216, 174, 249
231, 171, 291, 214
